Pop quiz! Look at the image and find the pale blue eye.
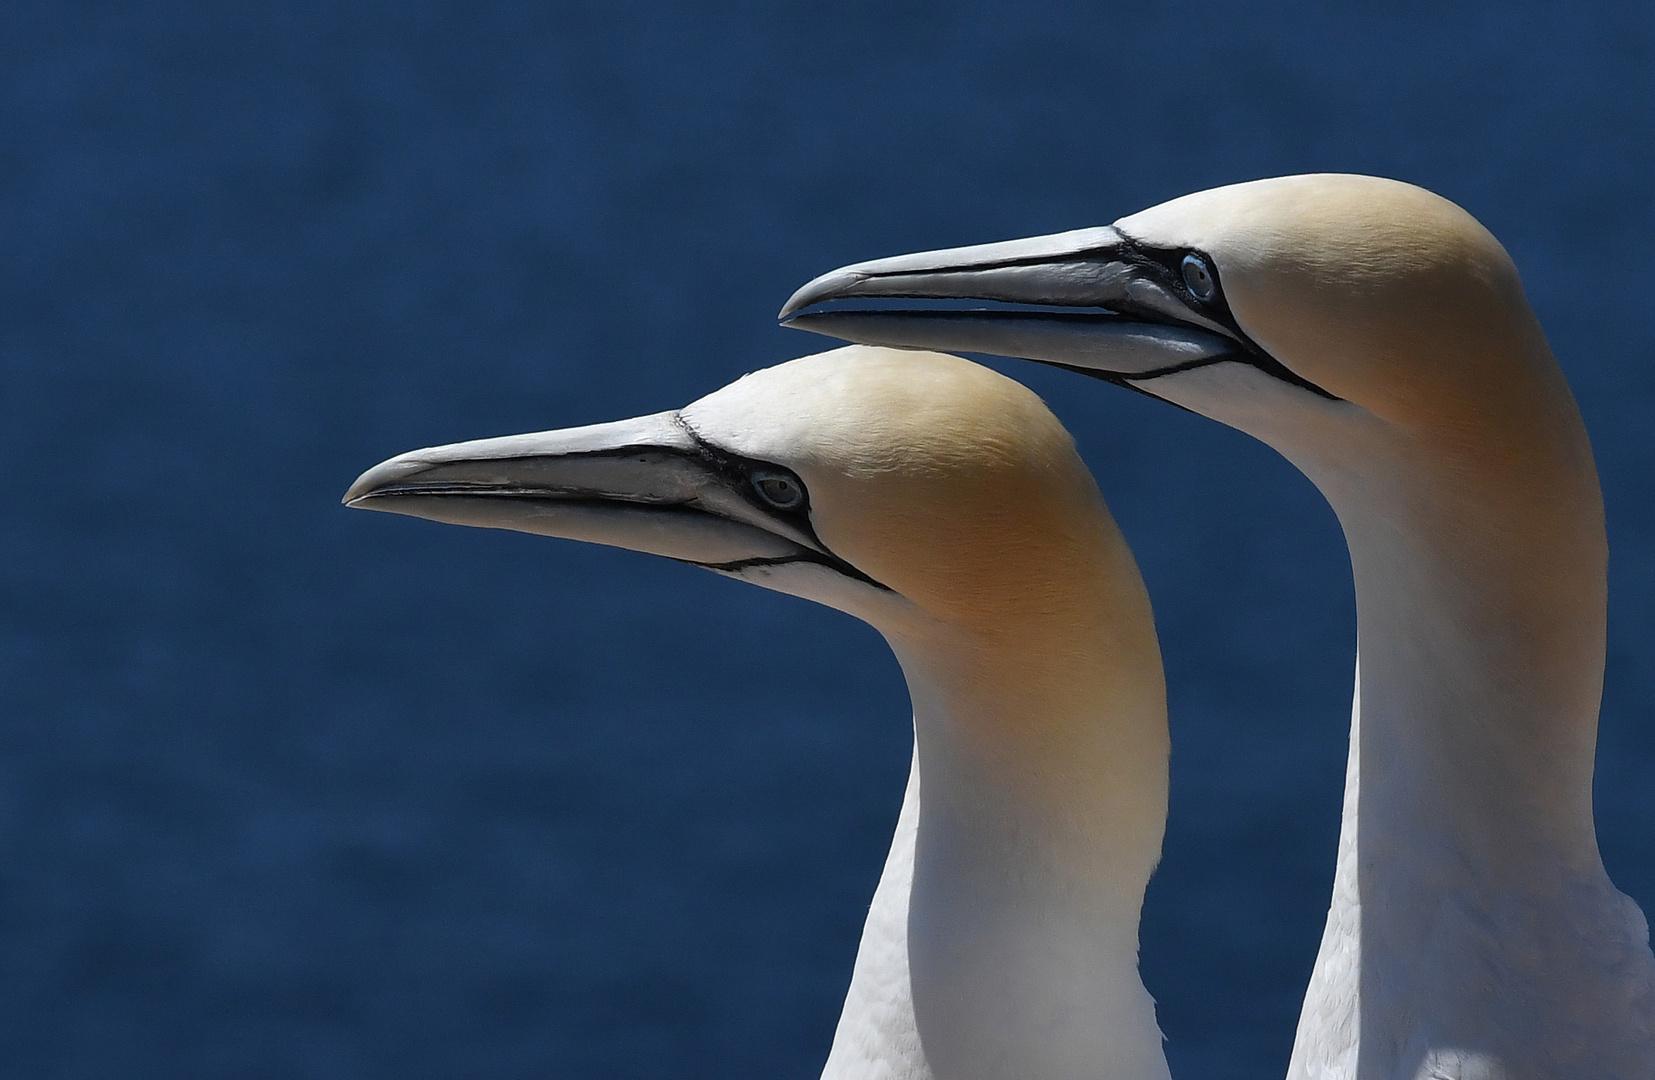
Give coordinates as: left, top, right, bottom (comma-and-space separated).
752, 470, 804, 509
1181, 253, 1217, 302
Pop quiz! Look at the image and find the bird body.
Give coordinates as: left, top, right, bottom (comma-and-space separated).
347, 346, 1173, 1080
783, 175, 1655, 1079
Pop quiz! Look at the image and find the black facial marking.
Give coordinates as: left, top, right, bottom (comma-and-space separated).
671, 418, 893, 591
1039, 362, 1201, 415
671, 419, 818, 537
1101, 237, 1344, 402
842, 233, 1341, 402
691, 552, 891, 590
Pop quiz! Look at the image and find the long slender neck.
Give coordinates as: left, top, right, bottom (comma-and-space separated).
823, 602, 1171, 1080
1289, 390, 1655, 1077
1337, 440, 1607, 881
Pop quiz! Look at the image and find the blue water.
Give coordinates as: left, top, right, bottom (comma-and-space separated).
3, 2, 1653, 1077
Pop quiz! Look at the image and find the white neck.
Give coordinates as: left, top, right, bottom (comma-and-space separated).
1284, 420, 1655, 1079
821, 622, 1171, 1080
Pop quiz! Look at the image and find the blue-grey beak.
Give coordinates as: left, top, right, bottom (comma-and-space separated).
344, 411, 818, 567
343, 410, 889, 588
778, 226, 1243, 383
780, 225, 1342, 401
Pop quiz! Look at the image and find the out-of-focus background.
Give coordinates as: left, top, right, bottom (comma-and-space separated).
3, 3, 1653, 1077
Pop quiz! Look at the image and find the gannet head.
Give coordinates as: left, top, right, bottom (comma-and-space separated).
780, 175, 1587, 495
347, 348, 1173, 1080
344, 346, 1142, 648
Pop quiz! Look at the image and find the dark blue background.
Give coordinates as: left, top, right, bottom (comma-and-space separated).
4, 3, 1653, 1077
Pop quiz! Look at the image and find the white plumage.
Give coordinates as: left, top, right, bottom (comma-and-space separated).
783, 173, 1655, 1079
348, 346, 1178, 1080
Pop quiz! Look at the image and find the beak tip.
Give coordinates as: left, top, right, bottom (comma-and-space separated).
341, 482, 379, 509
342, 453, 432, 509
777, 289, 815, 322
777, 312, 842, 340
778, 268, 864, 321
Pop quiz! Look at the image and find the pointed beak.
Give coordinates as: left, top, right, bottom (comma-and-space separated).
343, 410, 823, 570
778, 227, 1237, 380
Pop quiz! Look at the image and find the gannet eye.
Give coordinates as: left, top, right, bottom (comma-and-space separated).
1181, 253, 1217, 302
751, 470, 805, 509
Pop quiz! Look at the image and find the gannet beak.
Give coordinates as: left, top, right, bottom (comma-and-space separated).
777, 227, 1243, 382
342, 410, 833, 572
780, 228, 1343, 401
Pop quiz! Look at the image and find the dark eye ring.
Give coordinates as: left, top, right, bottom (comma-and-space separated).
751, 470, 804, 509
1181, 253, 1217, 302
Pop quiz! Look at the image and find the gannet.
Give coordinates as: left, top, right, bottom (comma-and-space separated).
344, 346, 1175, 1080
779, 175, 1655, 1080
